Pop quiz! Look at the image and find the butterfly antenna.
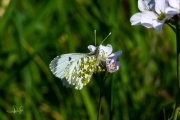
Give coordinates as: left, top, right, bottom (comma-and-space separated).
100, 32, 111, 45
94, 30, 96, 46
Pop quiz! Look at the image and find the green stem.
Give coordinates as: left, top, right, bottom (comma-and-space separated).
97, 71, 108, 120
173, 20, 180, 120
176, 19, 180, 89
167, 23, 177, 33
163, 106, 166, 120
173, 105, 179, 120
97, 91, 103, 120
109, 75, 113, 120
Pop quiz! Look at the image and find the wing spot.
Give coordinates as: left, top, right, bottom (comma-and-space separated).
69, 57, 72, 61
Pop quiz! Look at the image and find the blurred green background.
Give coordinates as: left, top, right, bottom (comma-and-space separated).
0, 0, 179, 120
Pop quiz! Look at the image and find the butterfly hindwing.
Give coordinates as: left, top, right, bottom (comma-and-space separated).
66, 56, 98, 89
49, 53, 99, 90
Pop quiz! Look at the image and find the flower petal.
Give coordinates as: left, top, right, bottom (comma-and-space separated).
130, 13, 141, 25
165, 7, 179, 15
168, 0, 179, 9
141, 11, 157, 28
155, 0, 168, 14
152, 19, 166, 31
99, 44, 112, 55
108, 50, 122, 58
138, 0, 147, 11
138, 0, 155, 11
88, 45, 96, 52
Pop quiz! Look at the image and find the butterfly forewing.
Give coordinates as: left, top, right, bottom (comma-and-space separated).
49, 53, 87, 78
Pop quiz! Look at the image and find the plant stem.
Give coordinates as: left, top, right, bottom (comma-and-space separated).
97, 71, 108, 120
176, 19, 180, 89
173, 20, 180, 120
109, 75, 113, 120
97, 89, 103, 120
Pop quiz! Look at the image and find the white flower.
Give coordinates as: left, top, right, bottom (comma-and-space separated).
99, 44, 113, 61
88, 44, 113, 61
130, 0, 175, 31
165, 0, 180, 15
130, 0, 155, 26
153, 0, 172, 30
99, 44, 122, 61
88, 44, 122, 73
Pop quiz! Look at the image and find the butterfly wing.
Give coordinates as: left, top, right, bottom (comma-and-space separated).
49, 53, 98, 90
49, 53, 87, 76
66, 55, 98, 89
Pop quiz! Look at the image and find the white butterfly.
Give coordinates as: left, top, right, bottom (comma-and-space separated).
49, 31, 111, 90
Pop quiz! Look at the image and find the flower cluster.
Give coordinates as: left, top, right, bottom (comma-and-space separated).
88, 44, 122, 73
130, 0, 180, 31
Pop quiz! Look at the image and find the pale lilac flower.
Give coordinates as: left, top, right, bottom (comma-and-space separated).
106, 50, 122, 73
106, 56, 120, 73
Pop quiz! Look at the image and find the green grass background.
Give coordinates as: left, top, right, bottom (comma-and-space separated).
0, 0, 179, 120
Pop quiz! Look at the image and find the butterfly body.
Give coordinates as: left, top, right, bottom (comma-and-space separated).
49, 47, 101, 90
